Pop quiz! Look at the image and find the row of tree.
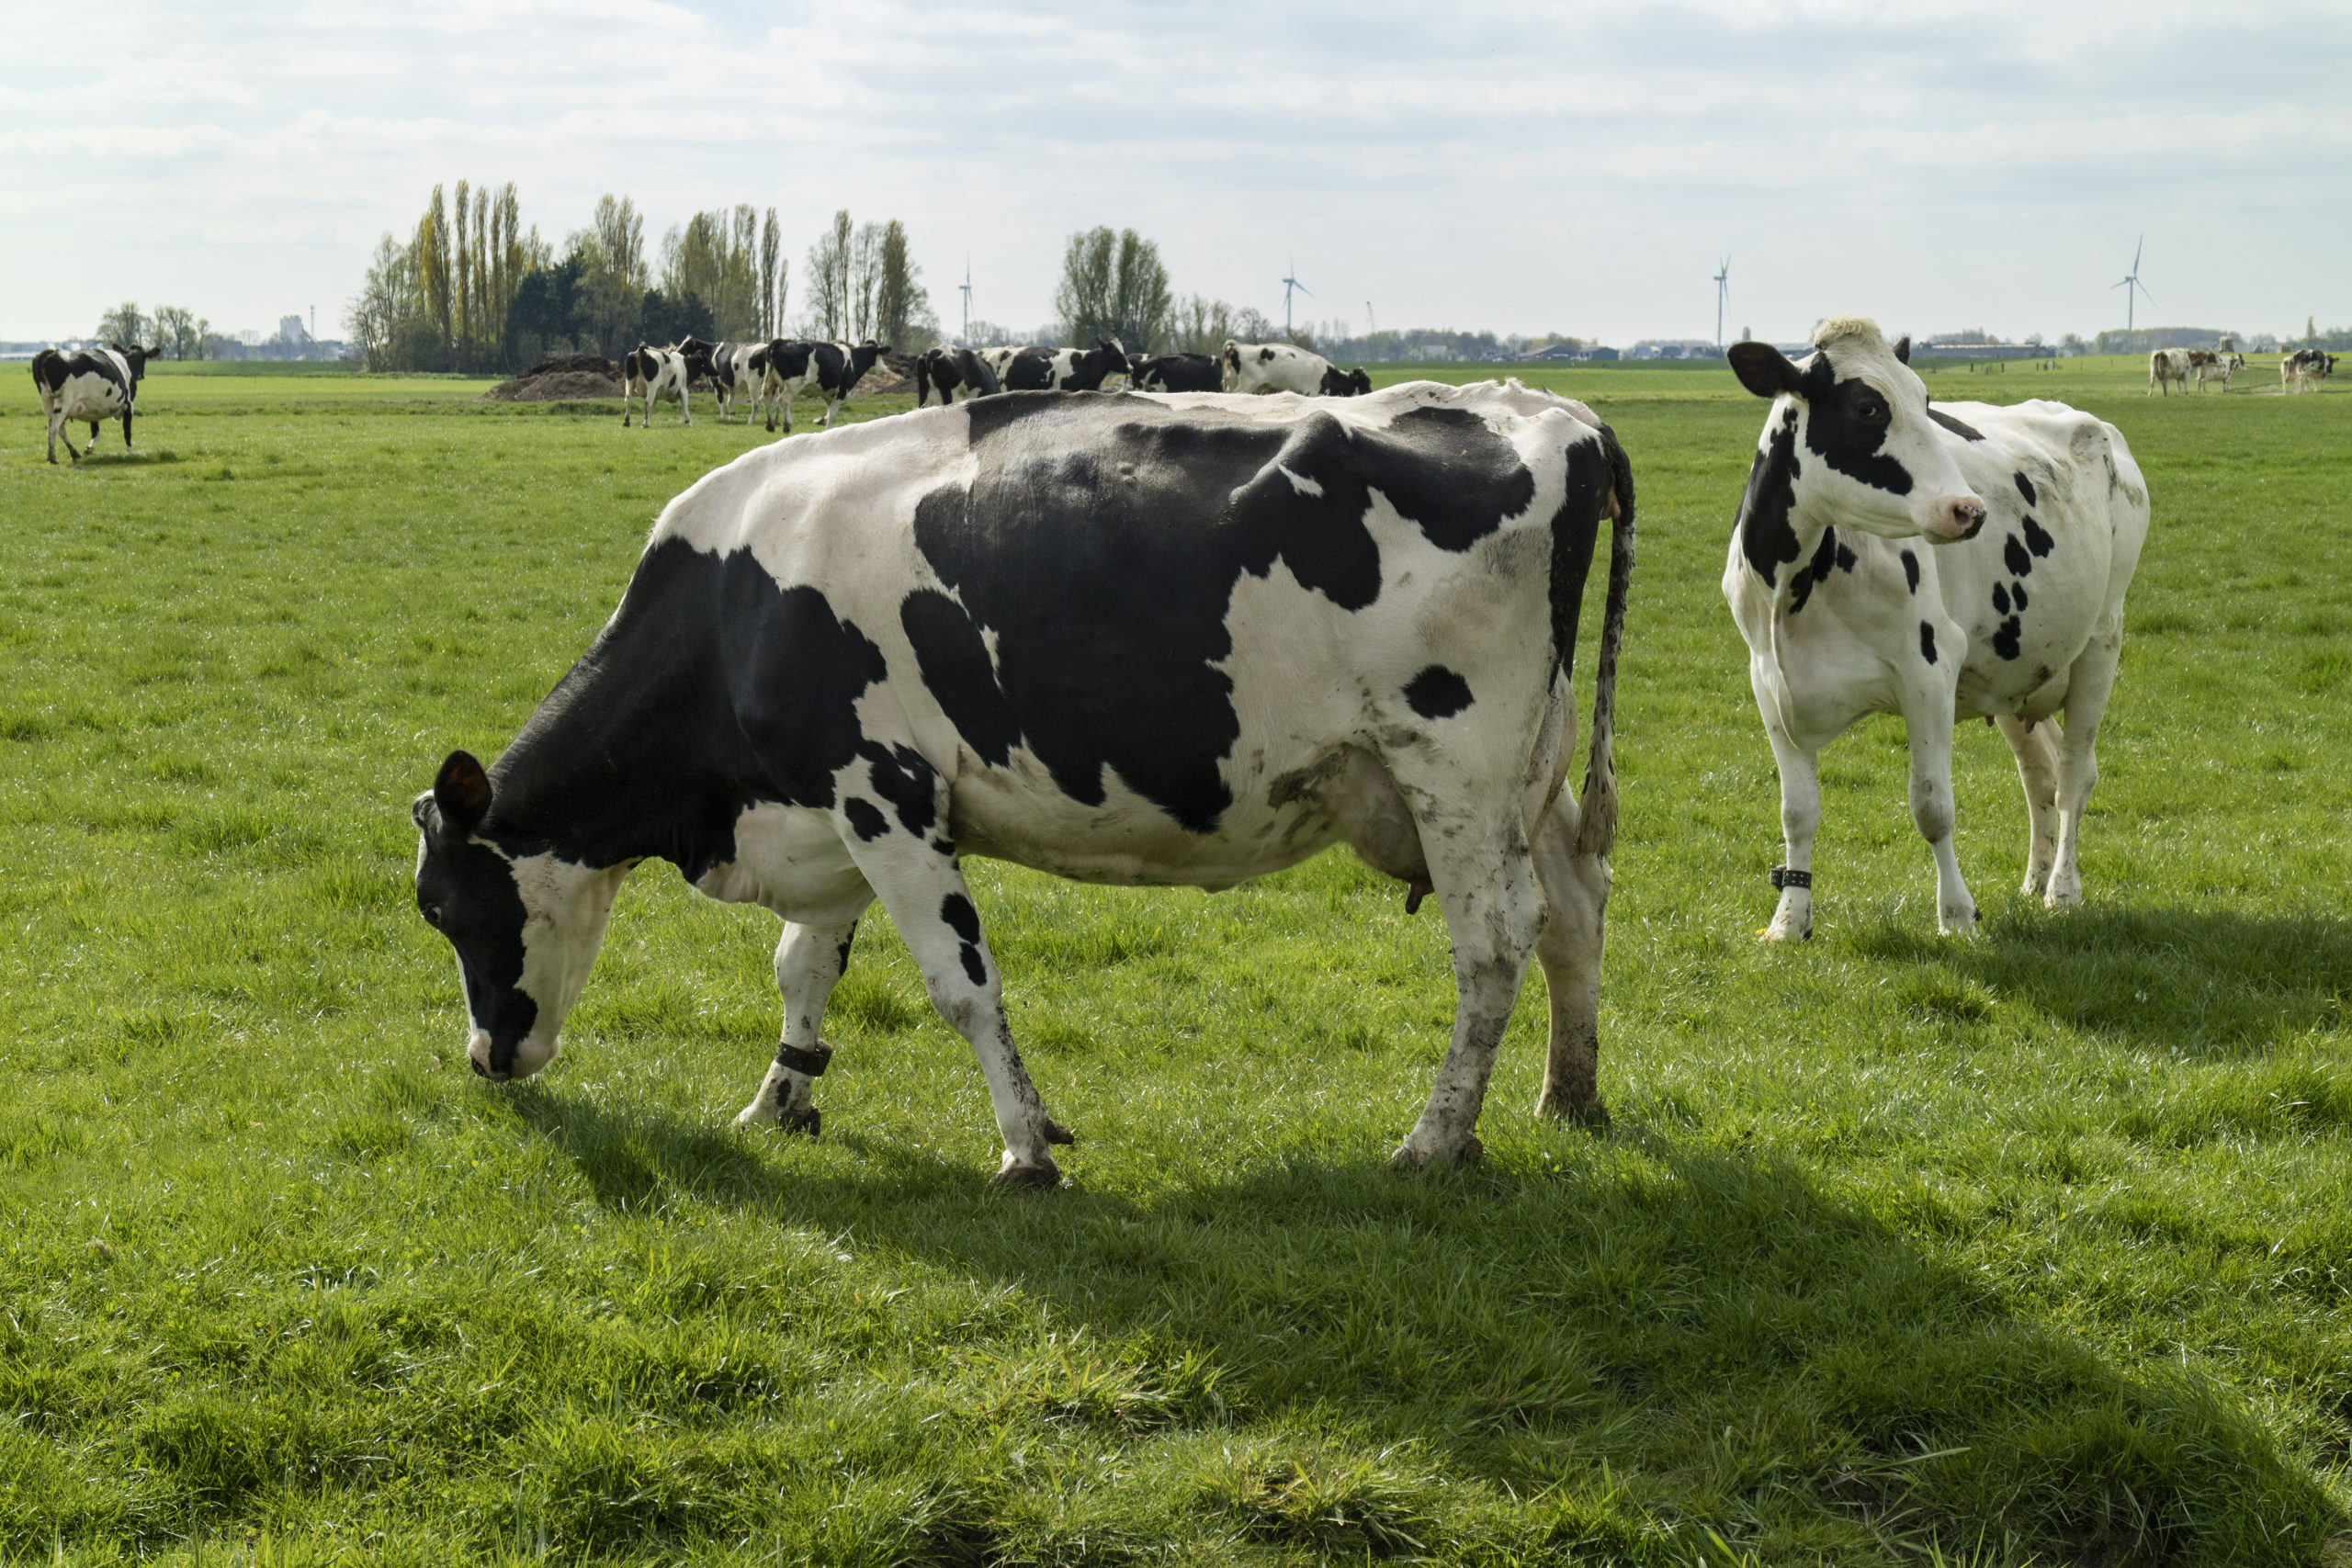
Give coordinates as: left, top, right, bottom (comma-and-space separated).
346, 183, 942, 374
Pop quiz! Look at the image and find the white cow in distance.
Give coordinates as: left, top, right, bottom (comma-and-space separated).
2147, 348, 2193, 395
1724, 317, 2150, 940
1221, 340, 1374, 397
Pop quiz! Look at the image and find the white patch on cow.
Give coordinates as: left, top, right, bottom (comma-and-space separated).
695, 803, 876, 924
1276, 464, 1324, 498
1224, 340, 1340, 395
476, 850, 629, 1077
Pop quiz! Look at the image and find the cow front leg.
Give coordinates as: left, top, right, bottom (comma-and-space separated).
1531, 788, 1611, 1127
1996, 714, 2060, 897
737, 914, 868, 1134
1758, 711, 1821, 942
1391, 816, 1545, 1170
821, 394, 842, 429
2046, 614, 2123, 908
1896, 677, 1975, 935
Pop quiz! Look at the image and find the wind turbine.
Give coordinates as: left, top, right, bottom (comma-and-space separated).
959, 259, 974, 344
1282, 259, 1310, 333
1365, 300, 1377, 334
1713, 257, 1731, 350
2111, 237, 2154, 333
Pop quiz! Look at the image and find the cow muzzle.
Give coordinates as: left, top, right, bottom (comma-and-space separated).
467, 1027, 558, 1081
1924, 496, 1987, 543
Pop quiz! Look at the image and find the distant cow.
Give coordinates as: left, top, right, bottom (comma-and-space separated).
707, 342, 769, 423
622, 339, 716, 427
978, 340, 1128, 393
761, 341, 884, 433
913, 346, 1004, 407
2282, 349, 2337, 392
31, 344, 160, 463
2146, 348, 2193, 396
1128, 353, 1223, 392
2193, 351, 2245, 391
1222, 340, 1373, 397
1724, 318, 2149, 941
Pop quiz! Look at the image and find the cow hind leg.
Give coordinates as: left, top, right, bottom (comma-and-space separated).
2046, 613, 2124, 908
737, 914, 869, 1135
1996, 715, 2060, 897
1531, 788, 1612, 1128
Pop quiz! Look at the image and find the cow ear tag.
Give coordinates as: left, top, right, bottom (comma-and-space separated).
433, 750, 493, 834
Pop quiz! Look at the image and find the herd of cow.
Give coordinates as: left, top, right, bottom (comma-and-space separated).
2146, 344, 2338, 395
615, 333, 1376, 432
406, 314, 2165, 1183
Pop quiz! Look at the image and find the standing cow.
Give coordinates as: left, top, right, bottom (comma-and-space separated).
913, 346, 1004, 407
411, 381, 1635, 1181
761, 341, 884, 433
31, 344, 160, 463
621, 340, 715, 427
2193, 351, 2245, 391
1128, 353, 1223, 392
1223, 341, 1373, 397
707, 342, 769, 423
978, 340, 1128, 392
2282, 349, 2337, 392
1724, 318, 2149, 940
2147, 348, 2193, 395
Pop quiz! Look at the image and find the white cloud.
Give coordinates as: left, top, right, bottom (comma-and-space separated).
2, 0, 2346, 342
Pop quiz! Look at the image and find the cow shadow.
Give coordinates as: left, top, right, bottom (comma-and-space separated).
506, 1083, 2338, 1563
1846, 903, 2352, 1056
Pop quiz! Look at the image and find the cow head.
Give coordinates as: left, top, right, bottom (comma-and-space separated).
674, 337, 718, 380
1727, 318, 1985, 543
851, 341, 884, 377
412, 750, 624, 1081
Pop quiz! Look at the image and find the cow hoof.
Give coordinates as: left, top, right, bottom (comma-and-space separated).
1388, 1134, 1483, 1171
1041, 1118, 1076, 1146
1537, 1092, 1611, 1132
778, 1107, 821, 1137
2044, 881, 2082, 909
991, 1154, 1061, 1190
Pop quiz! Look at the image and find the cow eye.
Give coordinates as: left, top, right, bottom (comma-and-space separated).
423, 902, 444, 927
1860, 400, 1888, 423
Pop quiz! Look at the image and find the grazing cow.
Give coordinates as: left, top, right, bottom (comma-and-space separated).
1128, 352, 1223, 393
2282, 349, 2337, 392
1222, 340, 1373, 397
761, 341, 884, 433
2193, 351, 2245, 391
2147, 348, 2193, 396
411, 380, 1636, 1181
913, 346, 1004, 407
31, 344, 160, 464
1724, 318, 2149, 940
621, 340, 715, 427
707, 342, 769, 423
978, 339, 1129, 393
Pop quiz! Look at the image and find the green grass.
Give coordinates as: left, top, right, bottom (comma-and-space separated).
1, 357, 2346, 1564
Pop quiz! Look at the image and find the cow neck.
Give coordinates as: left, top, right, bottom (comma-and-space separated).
1735, 405, 1834, 615
482, 549, 751, 878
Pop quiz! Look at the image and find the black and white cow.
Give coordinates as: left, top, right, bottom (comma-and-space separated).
412, 381, 1636, 1182
707, 342, 769, 423
2282, 349, 2337, 392
31, 344, 160, 463
621, 340, 715, 427
1222, 340, 1372, 397
2147, 348, 2193, 396
1128, 353, 1223, 393
978, 339, 1129, 393
761, 341, 884, 433
1724, 317, 2150, 940
2191, 350, 2245, 391
913, 346, 1004, 407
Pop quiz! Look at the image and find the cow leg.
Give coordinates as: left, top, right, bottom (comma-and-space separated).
1389, 809, 1545, 1170
820, 394, 841, 429
1531, 788, 1611, 1128
1895, 677, 1976, 935
1758, 714, 1821, 942
1996, 714, 2060, 897
736, 914, 869, 1134
2046, 612, 2123, 908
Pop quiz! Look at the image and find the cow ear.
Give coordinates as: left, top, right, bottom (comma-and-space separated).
1728, 341, 1805, 400
433, 750, 493, 834
1893, 335, 1912, 366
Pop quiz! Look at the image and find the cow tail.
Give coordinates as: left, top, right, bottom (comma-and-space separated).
1574, 423, 1635, 863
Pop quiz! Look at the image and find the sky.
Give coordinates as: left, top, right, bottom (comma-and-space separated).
5, 0, 2348, 347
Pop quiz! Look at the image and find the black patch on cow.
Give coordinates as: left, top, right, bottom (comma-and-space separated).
1992, 581, 2010, 615
941, 892, 981, 943
2013, 470, 2037, 505
911, 398, 1537, 833
859, 741, 937, 836
2021, 514, 2054, 558
1001, 349, 1057, 391
1926, 406, 1984, 442
1919, 622, 1939, 664
720, 575, 888, 813
2004, 534, 2033, 578
1403, 665, 1474, 719
1789, 524, 1836, 615
2011, 582, 2027, 612
901, 590, 1022, 765
1736, 415, 1803, 588
1802, 355, 1914, 495
1900, 549, 1919, 592
413, 816, 538, 1071
844, 797, 889, 840
837, 925, 856, 971
1992, 616, 2023, 660
1836, 541, 1857, 573
1135, 354, 1220, 393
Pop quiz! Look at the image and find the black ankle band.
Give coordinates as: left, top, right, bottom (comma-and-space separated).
775, 1042, 833, 1077
1769, 866, 1812, 890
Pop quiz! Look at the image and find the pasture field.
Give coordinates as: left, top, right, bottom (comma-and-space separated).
1, 355, 2346, 1565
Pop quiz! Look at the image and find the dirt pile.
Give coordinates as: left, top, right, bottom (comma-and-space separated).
481, 359, 621, 401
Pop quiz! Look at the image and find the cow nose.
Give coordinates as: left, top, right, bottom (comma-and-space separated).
470, 1055, 489, 1078
1942, 499, 1986, 540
